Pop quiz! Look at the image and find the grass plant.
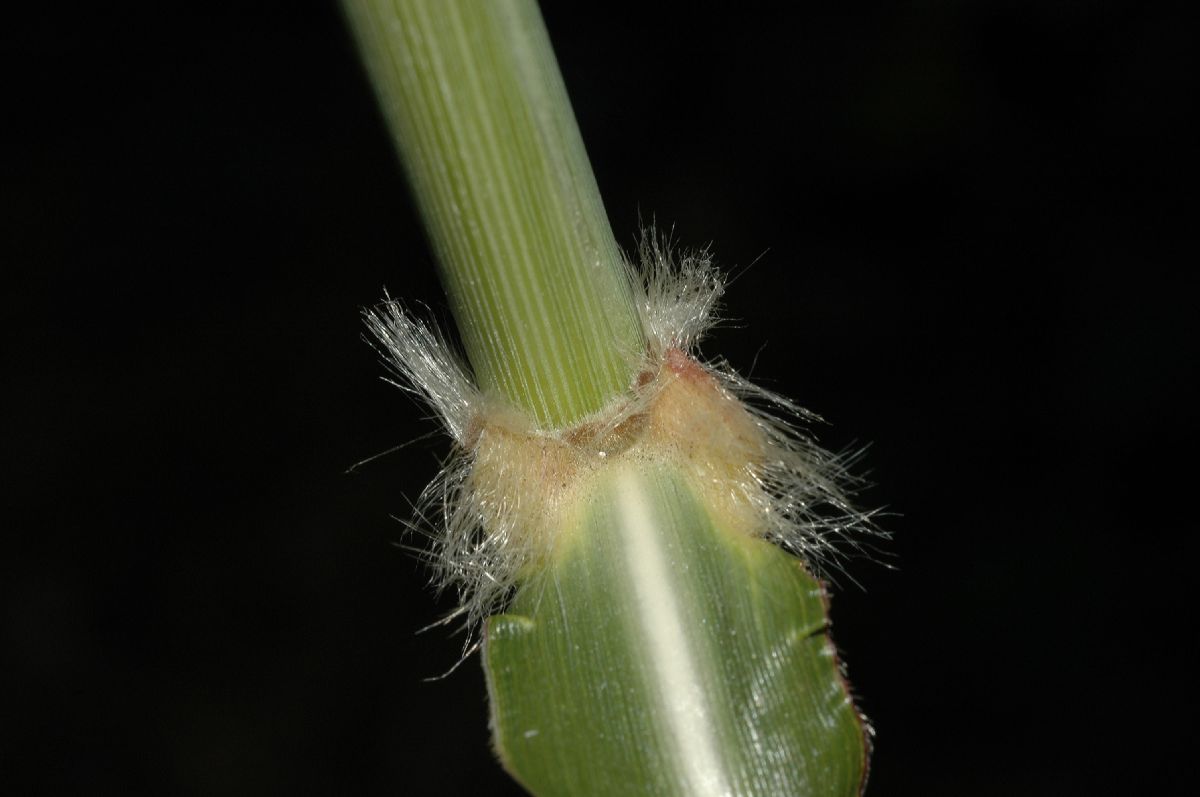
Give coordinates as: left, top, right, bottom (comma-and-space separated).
345, 2, 876, 793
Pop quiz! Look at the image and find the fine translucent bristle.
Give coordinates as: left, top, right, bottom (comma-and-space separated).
367, 236, 884, 643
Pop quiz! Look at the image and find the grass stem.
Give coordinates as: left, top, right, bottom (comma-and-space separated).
345, 0, 644, 429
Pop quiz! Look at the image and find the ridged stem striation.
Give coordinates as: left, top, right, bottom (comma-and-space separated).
344, 0, 644, 429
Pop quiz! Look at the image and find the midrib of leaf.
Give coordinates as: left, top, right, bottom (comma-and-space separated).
344, 0, 644, 429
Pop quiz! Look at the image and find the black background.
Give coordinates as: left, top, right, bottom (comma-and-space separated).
5, 1, 1197, 794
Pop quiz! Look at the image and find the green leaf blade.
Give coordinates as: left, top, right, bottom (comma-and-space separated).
485, 464, 867, 796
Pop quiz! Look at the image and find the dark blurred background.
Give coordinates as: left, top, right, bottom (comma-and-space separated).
4, 1, 1196, 794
